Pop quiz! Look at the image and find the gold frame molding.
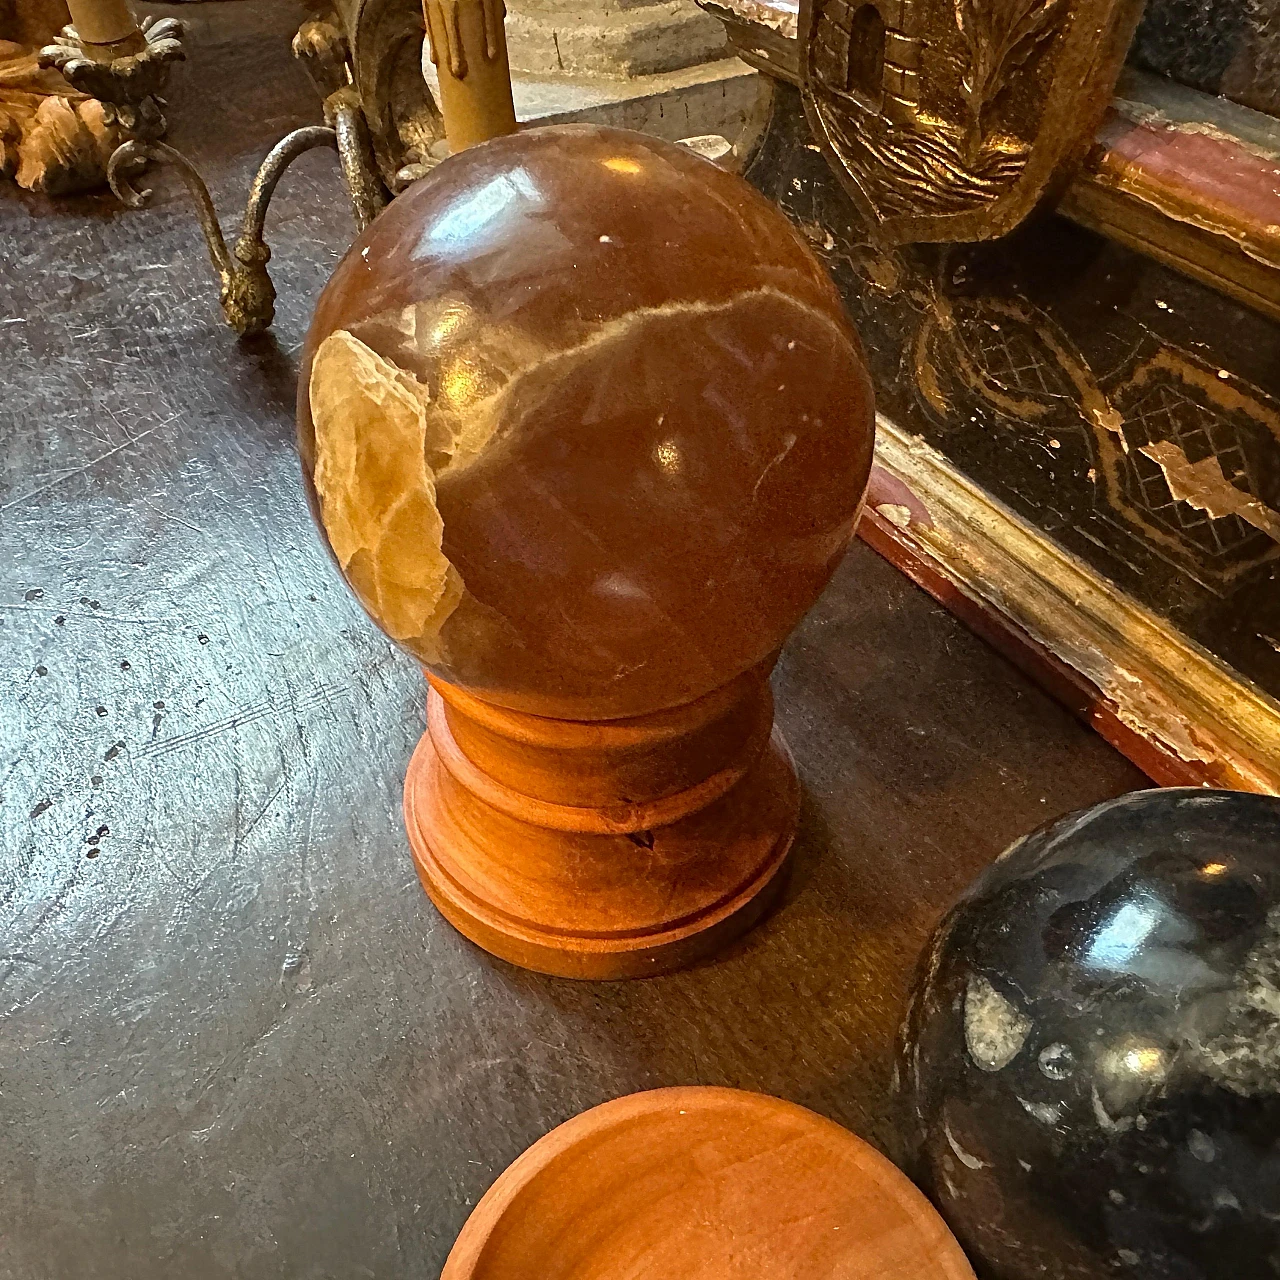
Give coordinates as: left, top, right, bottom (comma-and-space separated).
863, 415, 1280, 794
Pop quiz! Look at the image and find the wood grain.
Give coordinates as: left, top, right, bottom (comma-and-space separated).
404, 666, 798, 978
443, 1087, 977, 1279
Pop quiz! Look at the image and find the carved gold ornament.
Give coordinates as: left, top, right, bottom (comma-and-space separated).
799, 0, 1145, 244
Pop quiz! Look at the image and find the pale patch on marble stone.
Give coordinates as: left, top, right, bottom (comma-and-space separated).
346, 298, 535, 474
310, 331, 465, 653
965, 975, 1032, 1072
1187, 904, 1280, 1097
1018, 1096, 1062, 1125
1091, 1083, 1135, 1133
1188, 1129, 1216, 1162
1038, 1042, 1075, 1080
944, 1117, 989, 1169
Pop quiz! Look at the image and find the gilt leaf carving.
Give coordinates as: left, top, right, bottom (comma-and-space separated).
955, 0, 1064, 162
799, 0, 1145, 243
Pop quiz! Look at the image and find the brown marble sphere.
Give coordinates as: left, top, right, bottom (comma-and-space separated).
299, 124, 874, 721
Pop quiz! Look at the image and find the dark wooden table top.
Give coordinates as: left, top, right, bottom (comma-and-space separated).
0, 4, 1145, 1276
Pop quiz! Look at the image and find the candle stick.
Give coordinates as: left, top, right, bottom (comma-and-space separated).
422, 0, 517, 153
66, 0, 146, 62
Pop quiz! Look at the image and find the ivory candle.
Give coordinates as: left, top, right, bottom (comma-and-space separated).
66, 0, 145, 60
422, 0, 517, 153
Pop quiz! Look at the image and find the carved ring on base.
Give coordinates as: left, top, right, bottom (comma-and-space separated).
403, 665, 800, 979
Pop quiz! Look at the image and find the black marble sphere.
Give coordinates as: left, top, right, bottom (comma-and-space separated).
897, 788, 1280, 1280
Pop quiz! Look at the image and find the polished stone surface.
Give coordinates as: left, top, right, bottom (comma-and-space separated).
899, 788, 1280, 1280
299, 124, 874, 720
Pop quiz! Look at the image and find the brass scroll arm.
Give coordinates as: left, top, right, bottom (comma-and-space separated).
106, 107, 387, 337
107, 127, 336, 337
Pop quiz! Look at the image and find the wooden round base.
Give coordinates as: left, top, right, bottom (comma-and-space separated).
442, 1087, 977, 1279
403, 663, 798, 979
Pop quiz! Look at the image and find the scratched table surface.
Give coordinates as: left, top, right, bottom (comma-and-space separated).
0, 4, 1145, 1277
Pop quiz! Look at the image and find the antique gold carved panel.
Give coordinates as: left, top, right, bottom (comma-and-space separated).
799, 0, 1146, 243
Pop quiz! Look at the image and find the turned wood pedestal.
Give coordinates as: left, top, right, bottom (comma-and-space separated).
442, 1087, 977, 1278
403, 660, 798, 978
304, 126, 875, 979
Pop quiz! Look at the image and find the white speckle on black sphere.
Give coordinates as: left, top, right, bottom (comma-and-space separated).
1039, 1042, 1075, 1080
964, 975, 1031, 1072
1187, 905, 1280, 1097
1018, 1096, 1062, 1125
1188, 1129, 1216, 1162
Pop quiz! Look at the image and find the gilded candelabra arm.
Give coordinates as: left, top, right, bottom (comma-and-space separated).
107, 137, 235, 268
293, 13, 351, 101
236, 124, 343, 249
292, 13, 392, 221
107, 126, 341, 337
325, 87, 390, 230
92, 6, 394, 335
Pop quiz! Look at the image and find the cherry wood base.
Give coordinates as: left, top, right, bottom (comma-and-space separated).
442, 1087, 977, 1278
403, 663, 799, 979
